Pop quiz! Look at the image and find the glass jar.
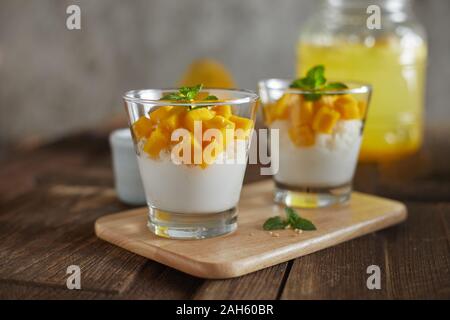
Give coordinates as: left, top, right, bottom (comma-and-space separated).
297, 0, 427, 162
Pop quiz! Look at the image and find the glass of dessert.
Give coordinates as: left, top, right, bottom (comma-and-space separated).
123, 84, 258, 239
259, 65, 371, 208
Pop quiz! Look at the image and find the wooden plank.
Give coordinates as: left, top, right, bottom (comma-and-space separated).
282, 203, 450, 300
95, 180, 407, 279
193, 263, 288, 300
384, 202, 450, 299
0, 182, 147, 294
280, 232, 388, 299
0, 281, 113, 299
124, 262, 204, 299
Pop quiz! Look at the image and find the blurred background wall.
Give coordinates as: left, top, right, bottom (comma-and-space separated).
0, 0, 449, 149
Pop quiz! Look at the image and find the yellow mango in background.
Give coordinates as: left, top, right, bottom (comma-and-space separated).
184, 108, 216, 132
312, 107, 340, 134
143, 127, 170, 158
132, 116, 153, 140
334, 95, 360, 119
179, 59, 236, 88
289, 125, 315, 147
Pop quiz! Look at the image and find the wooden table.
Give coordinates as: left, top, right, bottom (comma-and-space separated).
0, 128, 449, 299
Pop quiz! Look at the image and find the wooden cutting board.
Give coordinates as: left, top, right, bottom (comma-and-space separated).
95, 180, 407, 279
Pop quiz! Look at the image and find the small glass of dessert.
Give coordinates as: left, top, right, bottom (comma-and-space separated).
123, 85, 258, 239
259, 65, 371, 208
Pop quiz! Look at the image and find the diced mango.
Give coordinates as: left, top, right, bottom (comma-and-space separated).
143, 127, 170, 158
159, 107, 187, 132
273, 94, 291, 120
212, 105, 232, 118
320, 95, 336, 108
204, 115, 235, 130
132, 116, 153, 140
312, 107, 340, 134
184, 108, 215, 132
229, 115, 254, 140
288, 125, 315, 147
204, 115, 235, 146
333, 95, 359, 119
358, 101, 367, 118
263, 103, 275, 125
290, 100, 314, 126
149, 106, 173, 123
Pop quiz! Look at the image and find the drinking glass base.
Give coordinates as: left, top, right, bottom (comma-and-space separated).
274, 182, 351, 209
148, 207, 237, 239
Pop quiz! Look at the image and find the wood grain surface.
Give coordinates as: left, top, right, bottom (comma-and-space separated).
0, 128, 449, 299
95, 182, 407, 279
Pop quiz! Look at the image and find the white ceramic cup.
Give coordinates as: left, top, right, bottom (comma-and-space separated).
109, 128, 146, 205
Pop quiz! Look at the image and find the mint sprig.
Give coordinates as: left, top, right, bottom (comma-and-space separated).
285, 207, 317, 231
160, 84, 218, 110
263, 217, 288, 230
289, 65, 348, 101
263, 207, 317, 231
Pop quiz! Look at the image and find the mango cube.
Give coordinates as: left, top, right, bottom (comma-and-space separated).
143, 127, 170, 158
149, 106, 173, 123
229, 115, 254, 140
132, 116, 153, 140
312, 107, 340, 134
212, 105, 232, 118
290, 100, 314, 126
333, 95, 359, 119
288, 125, 315, 147
273, 94, 291, 120
159, 107, 187, 132
204, 115, 235, 130
184, 108, 215, 132
263, 103, 276, 125
358, 101, 367, 118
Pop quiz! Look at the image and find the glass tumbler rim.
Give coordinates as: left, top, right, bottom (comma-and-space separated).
123, 88, 259, 107
258, 78, 372, 96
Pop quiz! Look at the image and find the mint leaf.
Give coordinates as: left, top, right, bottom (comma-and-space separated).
160, 93, 185, 101
263, 207, 317, 231
292, 217, 317, 231
304, 93, 321, 101
285, 207, 299, 225
160, 84, 212, 109
290, 77, 313, 89
263, 217, 288, 230
289, 65, 347, 101
307, 65, 326, 87
324, 82, 348, 90
186, 84, 203, 100
285, 207, 317, 231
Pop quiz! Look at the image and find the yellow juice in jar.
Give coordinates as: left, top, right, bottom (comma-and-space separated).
298, 39, 427, 162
